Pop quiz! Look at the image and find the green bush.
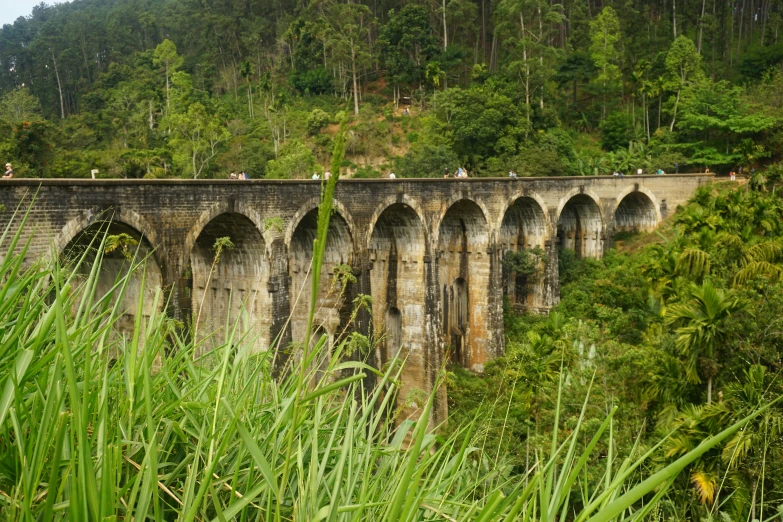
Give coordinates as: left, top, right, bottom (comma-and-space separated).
395, 142, 458, 177
264, 140, 319, 179
599, 111, 636, 151
306, 108, 330, 135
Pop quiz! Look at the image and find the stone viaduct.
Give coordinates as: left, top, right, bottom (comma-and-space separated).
0, 174, 712, 422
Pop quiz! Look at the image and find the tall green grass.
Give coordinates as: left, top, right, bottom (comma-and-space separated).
0, 193, 776, 520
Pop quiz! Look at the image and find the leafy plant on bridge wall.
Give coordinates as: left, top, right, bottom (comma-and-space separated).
103, 233, 139, 260
502, 246, 548, 285
263, 216, 285, 234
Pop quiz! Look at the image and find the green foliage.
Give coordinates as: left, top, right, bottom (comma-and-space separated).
103, 233, 139, 260
305, 108, 330, 134
264, 140, 319, 179
503, 246, 547, 280
599, 111, 636, 151
2, 0, 783, 178
211, 235, 234, 264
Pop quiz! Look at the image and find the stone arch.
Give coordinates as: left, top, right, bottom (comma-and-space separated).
54, 207, 161, 267
365, 195, 428, 249
369, 203, 427, 409
556, 192, 604, 259
494, 191, 551, 237
437, 199, 490, 371
184, 201, 274, 268
285, 197, 358, 252
288, 207, 355, 348
59, 217, 163, 349
432, 195, 491, 246
498, 196, 549, 309
188, 212, 270, 355
613, 187, 661, 233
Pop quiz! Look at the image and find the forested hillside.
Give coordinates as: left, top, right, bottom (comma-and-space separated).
3, 0, 783, 178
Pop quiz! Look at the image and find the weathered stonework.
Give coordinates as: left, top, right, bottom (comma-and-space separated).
0, 174, 712, 424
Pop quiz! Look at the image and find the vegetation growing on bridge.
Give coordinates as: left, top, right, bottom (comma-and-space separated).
3, 1, 783, 178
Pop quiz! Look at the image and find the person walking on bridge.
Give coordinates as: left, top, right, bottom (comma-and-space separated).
3, 163, 13, 178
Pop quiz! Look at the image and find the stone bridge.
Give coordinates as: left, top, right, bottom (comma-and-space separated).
0, 174, 712, 422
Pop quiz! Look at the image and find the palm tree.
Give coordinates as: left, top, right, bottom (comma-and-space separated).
665, 280, 745, 405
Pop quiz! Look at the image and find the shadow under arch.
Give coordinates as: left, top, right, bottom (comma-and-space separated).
556, 193, 604, 259
437, 199, 490, 371
288, 206, 355, 350
187, 211, 270, 356
184, 201, 272, 269
498, 195, 549, 309
614, 188, 660, 233
365, 195, 428, 249
284, 197, 358, 252
369, 202, 428, 417
60, 217, 163, 349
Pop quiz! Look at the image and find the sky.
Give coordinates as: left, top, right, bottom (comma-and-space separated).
0, 0, 69, 27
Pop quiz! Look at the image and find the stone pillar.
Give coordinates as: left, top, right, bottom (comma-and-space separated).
543, 237, 560, 309
424, 248, 447, 426
268, 237, 292, 374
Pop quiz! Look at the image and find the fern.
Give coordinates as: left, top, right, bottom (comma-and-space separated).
733, 261, 783, 286
690, 470, 717, 505
676, 248, 711, 279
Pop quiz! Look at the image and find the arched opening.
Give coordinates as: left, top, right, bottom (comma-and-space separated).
499, 197, 548, 309
437, 200, 490, 370
289, 209, 354, 348
615, 191, 658, 234
61, 220, 162, 350
369, 203, 426, 360
188, 213, 269, 355
557, 194, 603, 259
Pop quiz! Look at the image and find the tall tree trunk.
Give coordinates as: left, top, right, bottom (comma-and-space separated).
481, 0, 486, 63
521, 12, 531, 135
51, 49, 65, 119
673, 0, 678, 39
442, 0, 448, 50
738, 0, 746, 60
538, 0, 544, 110
698, 0, 707, 53
669, 88, 681, 131
351, 43, 360, 115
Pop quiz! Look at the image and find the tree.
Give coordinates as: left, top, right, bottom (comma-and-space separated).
378, 5, 439, 103
589, 6, 621, 120
665, 280, 745, 405
665, 36, 704, 132
168, 102, 229, 178
0, 87, 43, 124
321, 0, 372, 115
152, 39, 183, 121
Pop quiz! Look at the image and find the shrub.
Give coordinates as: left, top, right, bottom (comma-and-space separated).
395, 142, 459, 177
264, 140, 319, 179
306, 108, 330, 135
600, 111, 636, 151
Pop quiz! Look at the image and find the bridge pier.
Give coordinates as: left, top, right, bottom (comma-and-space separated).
0, 175, 711, 425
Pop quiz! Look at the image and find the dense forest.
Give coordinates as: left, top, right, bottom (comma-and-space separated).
445, 178, 783, 520
3, 0, 783, 177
